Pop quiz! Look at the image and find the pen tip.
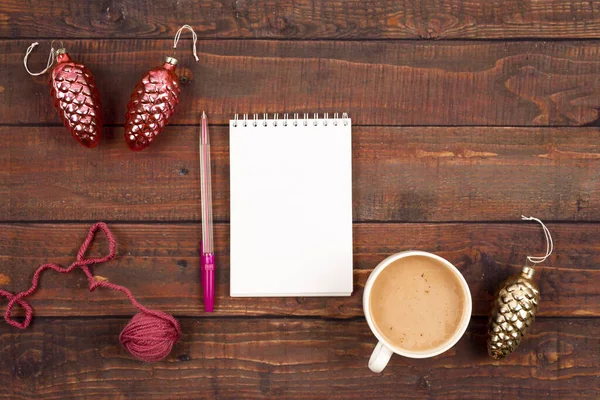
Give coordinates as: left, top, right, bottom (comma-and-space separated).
202, 111, 206, 118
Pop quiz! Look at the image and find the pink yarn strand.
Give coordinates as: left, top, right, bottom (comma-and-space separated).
0, 222, 180, 362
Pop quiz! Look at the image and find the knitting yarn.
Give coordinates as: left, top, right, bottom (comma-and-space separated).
120, 312, 181, 362
0, 222, 181, 362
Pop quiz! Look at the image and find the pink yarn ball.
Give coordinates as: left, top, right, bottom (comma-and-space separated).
119, 312, 181, 362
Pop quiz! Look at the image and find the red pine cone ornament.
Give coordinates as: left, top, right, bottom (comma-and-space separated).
24, 43, 103, 148
51, 49, 103, 148
124, 24, 199, 151
124, 57, 181, 151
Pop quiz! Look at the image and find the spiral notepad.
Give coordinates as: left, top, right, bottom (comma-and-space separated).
229, 113, 353, 296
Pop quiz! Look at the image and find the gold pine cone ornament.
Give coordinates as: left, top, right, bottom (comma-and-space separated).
487, 266, 540, 359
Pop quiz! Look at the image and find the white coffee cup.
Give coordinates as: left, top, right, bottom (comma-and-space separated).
363, 250, 472, 373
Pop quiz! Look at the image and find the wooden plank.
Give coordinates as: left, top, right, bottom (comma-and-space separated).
2, 126, 599, 222
0, 223, 597, 318
3, 40, 600, 126
0, 317, 598, 399
3, 0, 600, 40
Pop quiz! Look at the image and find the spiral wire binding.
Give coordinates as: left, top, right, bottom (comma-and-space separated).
232, 113, 349, 128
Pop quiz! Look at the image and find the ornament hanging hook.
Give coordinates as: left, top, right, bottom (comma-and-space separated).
521, 215, 553, 265
173, 24, 199, 62
24, 42, 57, 76
50, 40, 65, 51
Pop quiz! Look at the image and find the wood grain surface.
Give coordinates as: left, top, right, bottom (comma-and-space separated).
2, 0, 600, 40
0, 223, 597, 318
2, 1, 600, 398
2, 126, 599, 222
3, 40, 600, 126
1, 317, 598, 399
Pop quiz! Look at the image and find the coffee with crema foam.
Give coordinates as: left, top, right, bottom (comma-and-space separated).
369, 255, 466, 352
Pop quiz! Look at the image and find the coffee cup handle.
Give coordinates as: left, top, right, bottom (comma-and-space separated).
368, 341, 393, 373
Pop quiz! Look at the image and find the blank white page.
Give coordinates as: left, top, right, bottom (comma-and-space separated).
229, 115, 353, 296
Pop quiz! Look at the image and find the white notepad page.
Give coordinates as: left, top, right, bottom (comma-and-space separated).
229, 115, 353, 296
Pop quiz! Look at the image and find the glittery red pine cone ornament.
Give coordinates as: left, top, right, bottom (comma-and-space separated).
124, 57, 181, 151
50, 49, 103, 148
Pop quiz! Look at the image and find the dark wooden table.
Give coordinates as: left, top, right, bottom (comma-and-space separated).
1, 1, 600, 399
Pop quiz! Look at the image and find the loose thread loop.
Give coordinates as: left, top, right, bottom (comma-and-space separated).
173, 24, 199, 62
521, 215, 553, 265
0, 222, 117, 329
24, 42, 56, 76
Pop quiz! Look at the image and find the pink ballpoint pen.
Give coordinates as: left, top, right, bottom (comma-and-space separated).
200, 111, 215, 312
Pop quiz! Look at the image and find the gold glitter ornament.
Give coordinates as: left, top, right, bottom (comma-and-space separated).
487, 216, 552, 359
487, 266, 540, 359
